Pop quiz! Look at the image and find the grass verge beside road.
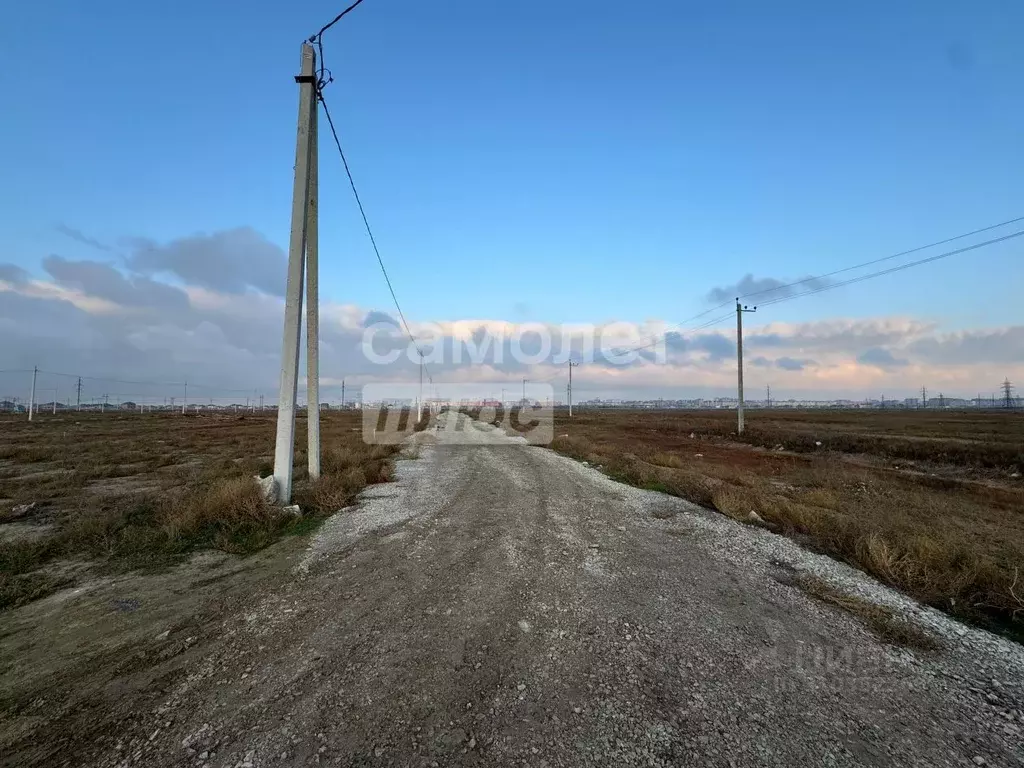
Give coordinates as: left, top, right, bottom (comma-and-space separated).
0, 411, 400, 609
547, 409, 1024, 641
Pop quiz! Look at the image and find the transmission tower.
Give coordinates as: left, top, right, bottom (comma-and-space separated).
1002, 378, 1015, 409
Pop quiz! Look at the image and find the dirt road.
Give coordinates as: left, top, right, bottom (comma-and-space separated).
9, 412, 1024, 767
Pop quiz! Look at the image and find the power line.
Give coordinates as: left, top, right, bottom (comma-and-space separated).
609, 310, 736, 360
307, 0, 432, 384
614, 220, 1024, 361
756, 230, 1024, 309
37, 370, 185, 387
738, 214, 1024, 302
309, 0, 369, 90
312, 0, 368, 41
316, 89, 433, 384
28, 370, 258, 393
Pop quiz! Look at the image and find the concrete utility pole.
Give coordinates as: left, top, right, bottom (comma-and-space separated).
766, 384, 771, 409
76, 377, 82, 411
417, 351, 424, 422
273, 42, 317, 504
28, 366, 37, 421
568, 361, 579, 418
182, 381, 187, 415
306, 97, 321, 481
341, 379, 345, 409
921, 386, 927, 409
522, 378, 528, 406
52, 384, 58, 415
735, 300, 757, 435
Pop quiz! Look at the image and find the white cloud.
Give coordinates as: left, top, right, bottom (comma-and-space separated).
2, 229, 1022, 403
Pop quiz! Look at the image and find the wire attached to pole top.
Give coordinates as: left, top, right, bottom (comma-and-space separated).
309, 0, 369, 91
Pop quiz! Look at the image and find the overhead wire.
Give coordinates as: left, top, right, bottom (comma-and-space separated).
310, 1, 433, 384
754, 229, 1024, 309
607, 216, 1024, 361
33, 370, 257, 392
550, 219, 1024, 391
307, 4, 1021, 394
316, 89, 433, 384
309, 0, 368, 89
738, 214, 1024, 302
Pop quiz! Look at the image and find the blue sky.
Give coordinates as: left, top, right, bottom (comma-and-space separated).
1, 1, 1022, 339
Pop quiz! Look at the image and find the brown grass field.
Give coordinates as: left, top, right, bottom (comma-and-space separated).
4, 405, 1023, 643
0, 410, 408, 610
548, 408, 1024, 641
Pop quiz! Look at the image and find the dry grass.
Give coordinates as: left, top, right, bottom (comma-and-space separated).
550, 409, 1024, 641
794, 574, 942, 652
685, 408, 1024, 471
0, 411, 400, 608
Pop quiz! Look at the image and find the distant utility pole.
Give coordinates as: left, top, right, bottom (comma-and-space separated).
736, 300, 757, 435
341, 379, 345, 409
182, 380, 187, 415
921, 386, 927, 409
28, 366, 37, 421
76, 377, 82, 411
766, 384, 771, 409
102, 394, 108, 413
938, 392, 945, 409
568, 361, 579, 417
522, 377, 528, 406
273, 42, 318, 504
417, 350, 424, 423
52, 383, 58, 415
1003, 378, 1015, 409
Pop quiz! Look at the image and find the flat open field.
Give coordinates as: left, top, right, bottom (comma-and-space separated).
550, 408, 1024, 639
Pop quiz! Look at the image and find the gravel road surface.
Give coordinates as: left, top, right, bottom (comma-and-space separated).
82, 412, 1024, 767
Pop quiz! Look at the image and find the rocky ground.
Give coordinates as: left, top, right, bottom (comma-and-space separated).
2, 412, 1022, 767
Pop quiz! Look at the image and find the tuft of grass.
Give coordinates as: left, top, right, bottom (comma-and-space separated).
649, 452, 684, 469
305, 467, 369, 515
0, 571, 74, 610
794, 574, 942, 652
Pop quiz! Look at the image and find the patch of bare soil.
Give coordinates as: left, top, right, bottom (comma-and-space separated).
0, 538, 306, 767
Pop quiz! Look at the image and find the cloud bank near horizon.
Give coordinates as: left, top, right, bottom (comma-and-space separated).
1, 227, 1022, 403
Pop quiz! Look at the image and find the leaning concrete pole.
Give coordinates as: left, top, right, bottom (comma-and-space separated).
305, 99, 321, 481
273, 43, 317, 504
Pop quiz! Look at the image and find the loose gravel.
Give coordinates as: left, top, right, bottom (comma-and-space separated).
25, 411, 1023, 767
